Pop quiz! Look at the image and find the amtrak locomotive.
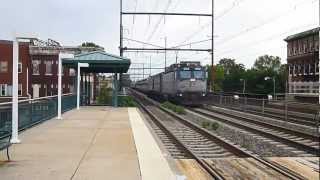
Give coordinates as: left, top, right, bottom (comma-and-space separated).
134, 61, 207, 105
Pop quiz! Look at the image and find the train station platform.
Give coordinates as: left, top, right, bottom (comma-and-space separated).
0, 107, 179, 180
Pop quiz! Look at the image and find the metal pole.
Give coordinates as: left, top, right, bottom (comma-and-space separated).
143, 63, 145, 79
211, 0, 214, 92
120, 0, 123, 57
149, 56, 152, 76
243, 80, 246, 94
165, 37, 167, 70
77, 63, 80, 110
11, 38, 20, 143
273, 77, 276, 100
175, 51, 178, 64
57, 53, 62, 119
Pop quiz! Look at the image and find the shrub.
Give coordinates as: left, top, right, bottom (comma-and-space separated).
161, 101, 186, 114
119, 96, 137, 107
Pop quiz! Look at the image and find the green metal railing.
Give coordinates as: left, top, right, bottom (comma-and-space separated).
0, 94, 77, 139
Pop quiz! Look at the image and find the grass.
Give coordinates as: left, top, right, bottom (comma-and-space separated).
201, 121, 220, 131
119, 96, 137, 107
161, 101, 186, 114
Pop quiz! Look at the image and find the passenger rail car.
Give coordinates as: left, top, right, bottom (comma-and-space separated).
134, 61, 207, 105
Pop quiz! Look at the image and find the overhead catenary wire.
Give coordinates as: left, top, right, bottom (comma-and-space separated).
216, 0, 317, 46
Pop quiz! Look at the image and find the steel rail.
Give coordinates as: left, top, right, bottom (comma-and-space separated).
130, 88, 306, 180
202, 106, 319, 140
191, 108, 319, 156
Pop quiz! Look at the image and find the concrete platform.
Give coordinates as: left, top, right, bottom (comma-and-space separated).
0, 107, 177, 180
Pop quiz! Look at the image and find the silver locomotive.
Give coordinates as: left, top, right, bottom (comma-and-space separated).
134, 61, 207, 105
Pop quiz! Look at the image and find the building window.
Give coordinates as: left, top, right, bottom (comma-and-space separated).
316, 61, 319, 74
32, 60, 40, 75
315, 38, 319, 52
0, 84, 7, 96
45, 61, 53, 75
18, 62, 22, 73
18, 84, 22, 96
0, 61, 8, 73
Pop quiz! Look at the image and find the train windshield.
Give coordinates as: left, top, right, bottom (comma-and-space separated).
193, 70, 204, 79
179, 70, 191, 79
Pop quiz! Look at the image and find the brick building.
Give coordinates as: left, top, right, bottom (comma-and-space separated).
0, 38, 102, 101
0, 40, 30, 99
284, 27, 319, 103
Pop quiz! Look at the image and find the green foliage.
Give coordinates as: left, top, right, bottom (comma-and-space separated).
201, 121, 210, 128
119, 96, 137, 107
201, 121, 220, 131
161, 101, 186, 114
212, 55, 287, 95
210, 122, 220, 130
97, 85, 112, 105
81, 42, 104, 50
253, 55, 281, 72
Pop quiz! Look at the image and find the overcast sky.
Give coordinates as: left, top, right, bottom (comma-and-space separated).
0, 0, 318, 79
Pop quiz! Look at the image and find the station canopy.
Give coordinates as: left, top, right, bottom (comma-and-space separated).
62, 51, 131, 73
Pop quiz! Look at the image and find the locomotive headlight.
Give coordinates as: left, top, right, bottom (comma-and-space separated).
178, 93, 183, 97
202, 93, 206, 96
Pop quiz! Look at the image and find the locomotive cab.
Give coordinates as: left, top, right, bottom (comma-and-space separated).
174, 62, 207, 104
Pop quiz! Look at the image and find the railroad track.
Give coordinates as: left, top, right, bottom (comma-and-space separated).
213, 104, 317, 127
130, 89, 307, 180
190, 106, 319, 157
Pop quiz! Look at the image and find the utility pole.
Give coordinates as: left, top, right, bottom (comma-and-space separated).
175, 51, 178, 64
211, 0, 215, 92
149, 56, 152, 77
120, 0, 123, 57
164, 36, 167, 70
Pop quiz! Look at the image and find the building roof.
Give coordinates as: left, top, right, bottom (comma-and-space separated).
284, 27, 320, 42
62, 51, 131, 73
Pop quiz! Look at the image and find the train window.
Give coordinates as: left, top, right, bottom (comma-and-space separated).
193, 70, 204, 79
179, 70, 191, 79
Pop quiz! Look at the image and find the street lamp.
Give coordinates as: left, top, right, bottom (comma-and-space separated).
240, 78, 246, 94
265, 76, 275, 99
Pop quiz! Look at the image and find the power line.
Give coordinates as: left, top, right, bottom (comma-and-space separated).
216, 23, 318, 56
124, 38, 164, 48
216, 0, 316, 46
215, 0, 246, 20
146, 0, 173, 42
170, 38, 211, 48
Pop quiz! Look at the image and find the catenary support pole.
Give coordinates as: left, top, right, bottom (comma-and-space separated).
211, 0, 215, 92
11, 38, 20, 143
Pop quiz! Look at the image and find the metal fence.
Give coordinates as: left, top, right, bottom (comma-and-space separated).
0, 94, 77, 139
205, 94, 320, 129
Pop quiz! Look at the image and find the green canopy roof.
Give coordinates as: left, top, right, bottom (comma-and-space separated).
62, 51, 131, 73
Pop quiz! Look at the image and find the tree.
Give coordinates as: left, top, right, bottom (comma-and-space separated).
81, 42, 104, 50
253, 55, 281, 72
217, 58, 245, 92
213, 65, 224, 92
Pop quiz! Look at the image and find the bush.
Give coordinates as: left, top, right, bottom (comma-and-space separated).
119, 96, 137, 107
210, 122, 220, 130
201, 121, 219, 131
161, 101, 186, 114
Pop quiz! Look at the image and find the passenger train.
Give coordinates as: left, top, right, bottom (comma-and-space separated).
134, 61, 207, 105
